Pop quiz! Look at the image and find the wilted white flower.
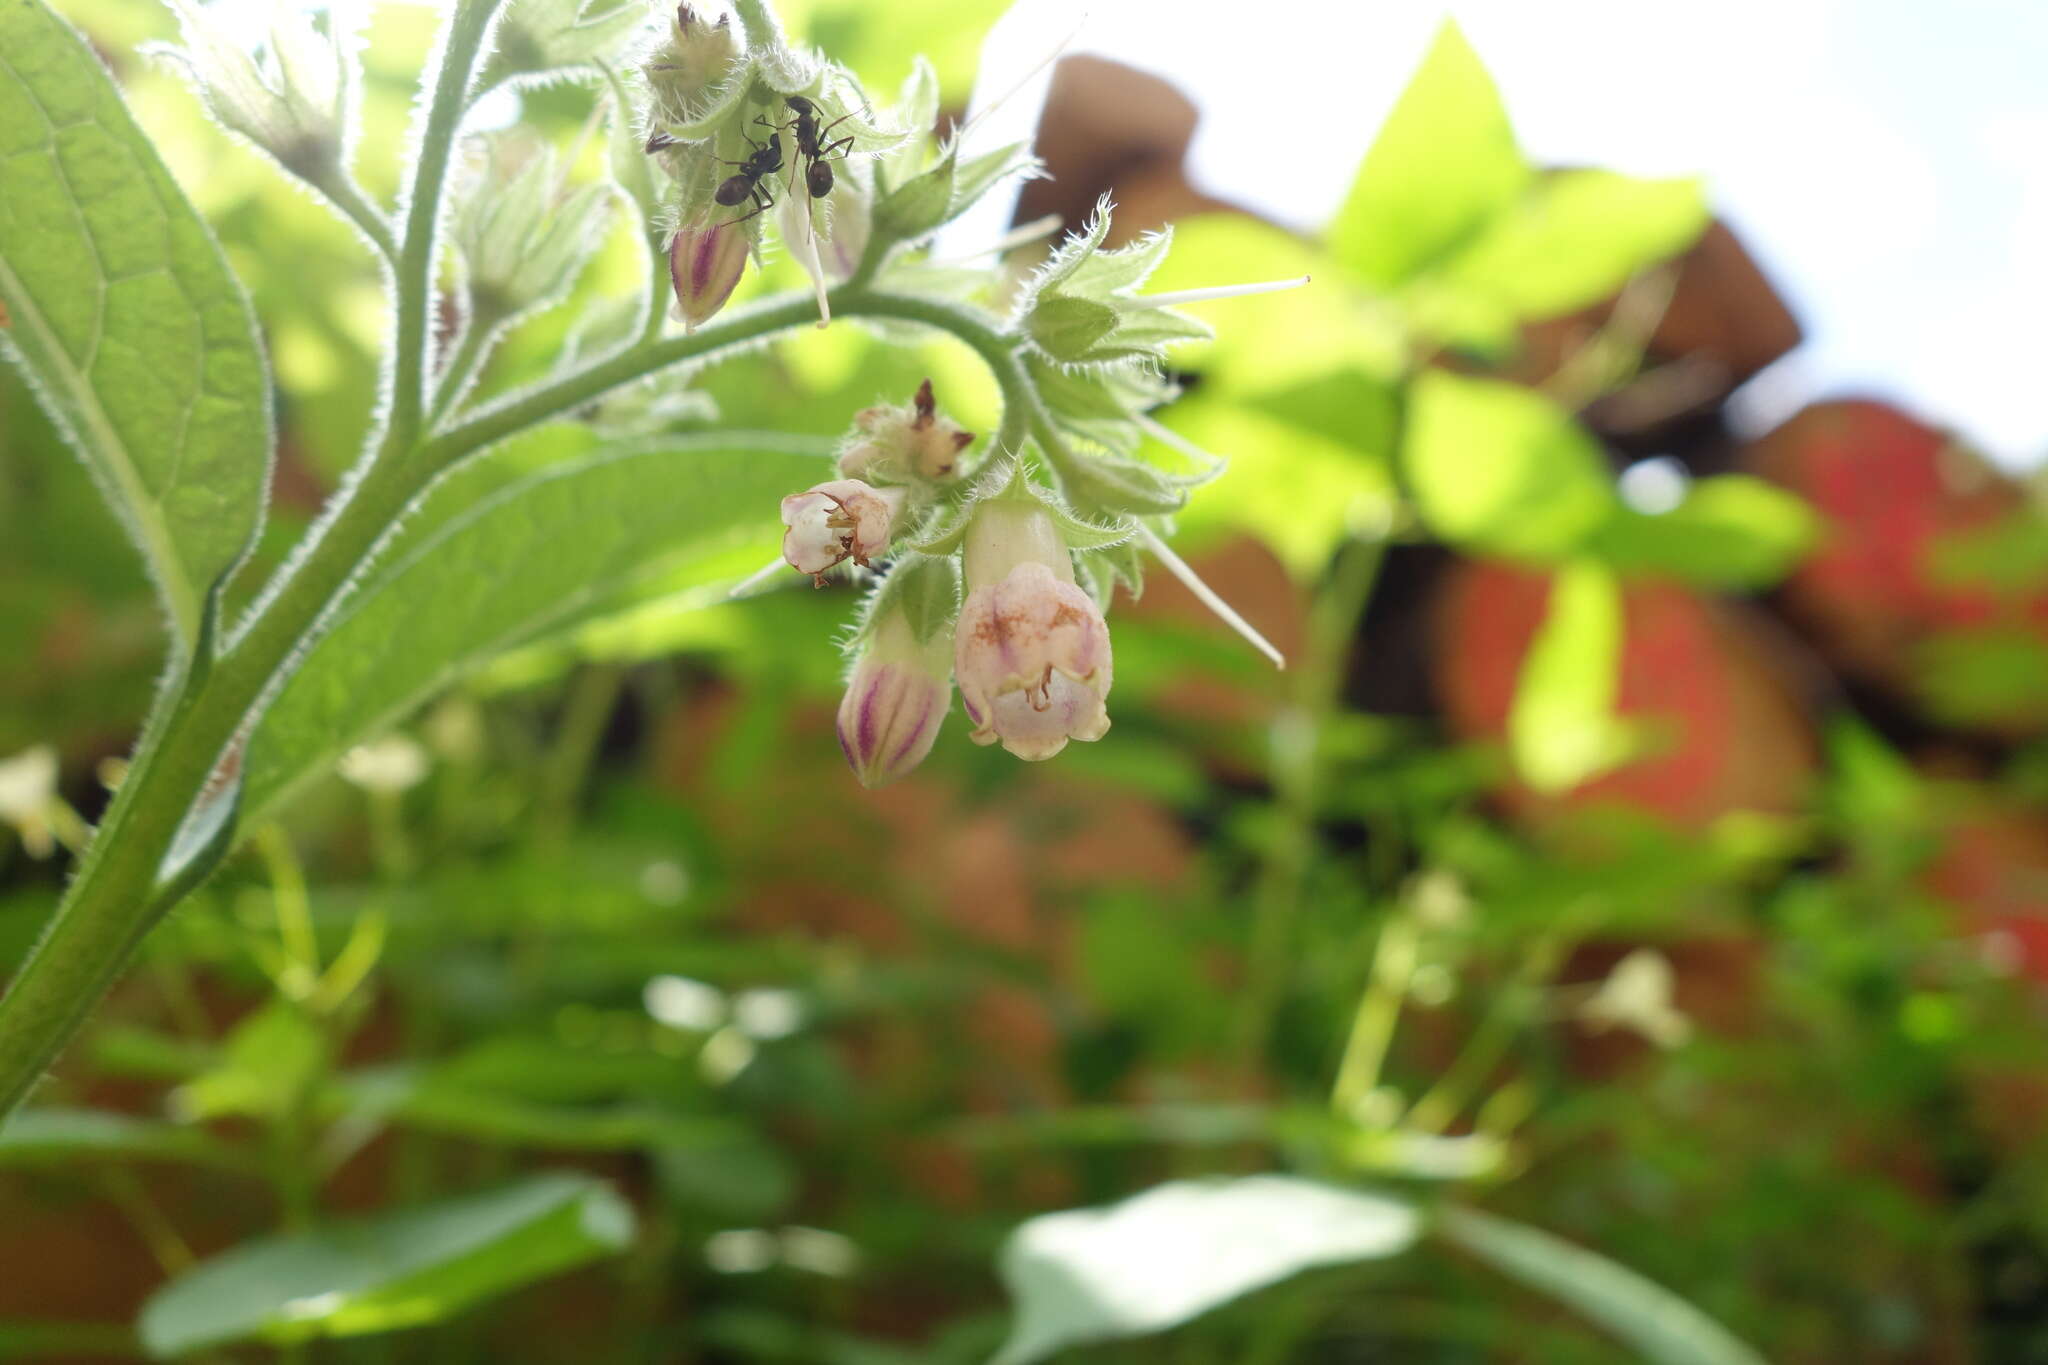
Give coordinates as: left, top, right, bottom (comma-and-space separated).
780, 479, 905, 582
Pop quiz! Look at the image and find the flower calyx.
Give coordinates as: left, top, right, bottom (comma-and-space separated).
839, 379, 975, 485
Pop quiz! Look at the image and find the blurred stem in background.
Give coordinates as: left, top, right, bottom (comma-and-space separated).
1235, 527, 1391, 1087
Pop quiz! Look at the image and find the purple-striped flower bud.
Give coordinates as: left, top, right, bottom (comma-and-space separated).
669, 214, 748, 332
837, 607, 951, 788
953, 502, 1113, 761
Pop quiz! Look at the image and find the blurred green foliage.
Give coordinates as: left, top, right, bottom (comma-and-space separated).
3, 2, 2048, 1363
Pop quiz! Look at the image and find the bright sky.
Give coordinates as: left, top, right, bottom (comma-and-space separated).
968, 0, 2048, 471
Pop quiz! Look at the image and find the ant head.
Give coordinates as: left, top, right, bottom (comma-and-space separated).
785, 95, 816, 115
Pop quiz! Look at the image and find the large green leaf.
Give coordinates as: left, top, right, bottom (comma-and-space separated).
1509, 560, 1634, 793
1400, 370, 1617, 559
240, 435, 829, 824
0, 0, 271, 646
1328, 20, 1531, 291
1438, 170, 1710, 321
1589, 474, 1816, 588
992, 1176, 1419, 1365
1439, 1207, 1768, 1365
137, 1173, 634, 1358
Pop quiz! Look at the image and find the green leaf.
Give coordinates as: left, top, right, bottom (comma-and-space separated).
1025, 295, 1120, 363
0, 1321, 136, 1361
240, 436, 829, 825
1509, 560, 1634, 793
1438, 1206, 1768, 1365
340, 1065, 742, 1152
1438, 171, 1710, 320
171, 1000, 326, 1122
137, 1173, 635, 1358
1589, 474, 1816, 588
992, 1176, 1419, 1365
1401, 371, 1618, 559
1328, 20, 1531, 290
0, 0, 271, 647
0, 1108, 234, 1168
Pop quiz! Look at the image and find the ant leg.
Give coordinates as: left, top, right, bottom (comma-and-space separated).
729, 181, 776, 224
816, 134, 855, 162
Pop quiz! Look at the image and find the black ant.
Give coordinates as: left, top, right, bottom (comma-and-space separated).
758, 95, 855, 205
713, 131, 784, 223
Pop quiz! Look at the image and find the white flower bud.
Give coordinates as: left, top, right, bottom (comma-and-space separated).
953, 503, 1113, 761
780, 479, 905, 583
1578, 949, 1692, 1049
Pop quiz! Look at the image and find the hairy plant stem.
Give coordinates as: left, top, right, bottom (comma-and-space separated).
0, 269, 1043, 1122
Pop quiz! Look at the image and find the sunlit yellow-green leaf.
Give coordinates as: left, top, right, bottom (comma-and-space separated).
1439, 170, 1710, 320
1508, 560, 1635, 793
1589, 474, 1816, 588
1401, 371, 1617, 559
1328, 20, 1531, 291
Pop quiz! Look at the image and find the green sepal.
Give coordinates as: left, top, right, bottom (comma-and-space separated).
1076, 540, 1146, 609
1027, 296, 1121, 363
855, 553, 961, 649
1061, 453, 1195, 517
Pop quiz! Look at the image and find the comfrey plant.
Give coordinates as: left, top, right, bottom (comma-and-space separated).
0, 0, 1298, 1121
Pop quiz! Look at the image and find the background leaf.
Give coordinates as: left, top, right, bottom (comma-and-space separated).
1401, 371, 1618, 559
1508, 559, 1633, 793
1327, 20, 1530, 291
992, 1176, 1420, 1365
239, 435, 831, 825
0, 1108, 233, 1168
1589, 474, 1817, 588
0, 0, 271, 646
1437, 171, 1710, 321
1439, 1206, 1769, 1365
136, 1173, 635, 1358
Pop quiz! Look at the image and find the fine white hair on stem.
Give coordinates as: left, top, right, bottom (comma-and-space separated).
1134, 523, 1286, 670
1116, 276, 1311, 311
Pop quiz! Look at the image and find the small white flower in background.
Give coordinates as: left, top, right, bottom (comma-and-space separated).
780, 479, 906, 583
336, 736, 430, 795
0, 745, 60, 859
1578, 949, 1693, 1049
954, 500, 1113, 762
704, 1228, 779, 1275
644, 973, 727, 1031
732, 987, 804, 1040
1407, 869, 1473, 931
777, 1226, 859, 1277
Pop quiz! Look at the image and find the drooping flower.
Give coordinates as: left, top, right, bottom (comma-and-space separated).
781, 479, 905, 583
837, 603, 951, 787
953, 501, 1112, 761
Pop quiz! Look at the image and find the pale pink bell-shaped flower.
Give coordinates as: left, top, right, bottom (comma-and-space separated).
953, 503, 1112, 761
837, 609, 951, 787
780, 479, 905, 584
